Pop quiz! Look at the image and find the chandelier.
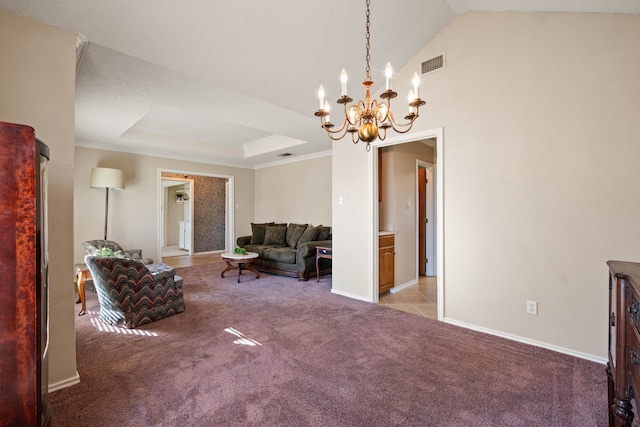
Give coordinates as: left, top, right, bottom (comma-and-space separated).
314, 0, 425, 151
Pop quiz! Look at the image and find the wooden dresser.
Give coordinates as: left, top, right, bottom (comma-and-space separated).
608, 260, 640, 426
0, 122, 51, 426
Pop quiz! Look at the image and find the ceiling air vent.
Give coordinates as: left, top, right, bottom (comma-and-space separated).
278, 153, 292, 157
421, 53, 445, 75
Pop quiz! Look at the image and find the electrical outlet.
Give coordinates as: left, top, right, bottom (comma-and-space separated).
526, 300, 538, 315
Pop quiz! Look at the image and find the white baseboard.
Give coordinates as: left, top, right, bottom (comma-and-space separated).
390, 279, 418, 293
444, 317, 607, 365
331, 289, 371, 302
48, 372, 80, 393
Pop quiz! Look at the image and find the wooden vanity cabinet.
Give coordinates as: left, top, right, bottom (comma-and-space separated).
379, 234, 395, 295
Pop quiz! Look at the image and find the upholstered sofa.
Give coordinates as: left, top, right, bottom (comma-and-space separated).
237, 223, 332, 281
84, 255, 185, 328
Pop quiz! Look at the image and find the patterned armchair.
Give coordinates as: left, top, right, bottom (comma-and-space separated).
84, 255, 185, 328
82, 239, 154, 264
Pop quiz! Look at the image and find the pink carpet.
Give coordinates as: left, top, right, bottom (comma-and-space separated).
50, 260, 607, 426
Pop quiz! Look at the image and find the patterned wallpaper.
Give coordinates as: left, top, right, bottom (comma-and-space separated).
163, 173, 227, 252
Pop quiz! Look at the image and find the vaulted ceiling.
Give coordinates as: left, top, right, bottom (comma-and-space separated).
2, 1, 638, 168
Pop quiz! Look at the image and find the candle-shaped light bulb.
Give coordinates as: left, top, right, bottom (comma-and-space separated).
348, 106, 358, 124
377, 103, 388, 122
318, 85, 325, 110
412, 72, 420, 99
324, 101, 331, 122
408, 89, 415, 113
340, 69, 348, 96
385, 62, 393, 90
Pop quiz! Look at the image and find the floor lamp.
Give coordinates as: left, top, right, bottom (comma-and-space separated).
90, 167, 125, 240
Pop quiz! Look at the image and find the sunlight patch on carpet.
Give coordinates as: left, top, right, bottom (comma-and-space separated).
89, 315, 159, 336
225, 327, 262, 346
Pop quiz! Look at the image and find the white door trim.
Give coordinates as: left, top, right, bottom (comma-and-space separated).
160, 177, 195, 254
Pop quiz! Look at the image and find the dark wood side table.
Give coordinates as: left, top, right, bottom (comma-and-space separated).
74, 263, 91, 316
316, 246, 332, 282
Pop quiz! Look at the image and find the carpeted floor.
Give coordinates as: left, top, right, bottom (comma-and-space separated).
50, 260, 607, 426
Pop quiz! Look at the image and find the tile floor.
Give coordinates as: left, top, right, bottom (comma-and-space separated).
379, 275, 437, 319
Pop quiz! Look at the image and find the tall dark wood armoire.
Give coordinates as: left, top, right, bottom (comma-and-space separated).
0, 122, 51, 426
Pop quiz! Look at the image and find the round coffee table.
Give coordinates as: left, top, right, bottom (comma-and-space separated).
221, 252, 260, 283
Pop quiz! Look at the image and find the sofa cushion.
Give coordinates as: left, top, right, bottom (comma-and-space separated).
244, 244, 269, 257
250, 222, 274, 244
263, 247, 297, 264
317, 226, 331, 241
298, 225, 321, 245
263, 225, 287, 246
286, 223, 308, 248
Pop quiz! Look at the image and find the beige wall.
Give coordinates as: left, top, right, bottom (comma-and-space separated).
333, 11, 640, 359
0, 10, 77, 387
74, 147, 255, 263
255, 155, 332, 226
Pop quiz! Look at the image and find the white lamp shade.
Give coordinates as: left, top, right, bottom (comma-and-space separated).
90, 167, 125, 190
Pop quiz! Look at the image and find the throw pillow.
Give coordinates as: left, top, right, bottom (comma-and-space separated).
297, 225, 320, 246
263, 225, 287, 246
317, 226, 331, 241
286, 223, 308, 248
250, 222, 274, 245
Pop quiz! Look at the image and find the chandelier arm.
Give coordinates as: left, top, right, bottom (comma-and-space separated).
321, 117, 350, 136
378, 126, 387, 141
386, 110, 420, 131
323, 125, 351, 141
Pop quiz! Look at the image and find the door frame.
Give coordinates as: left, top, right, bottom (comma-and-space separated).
371, 128, 444, 320
157, 168, 235, 261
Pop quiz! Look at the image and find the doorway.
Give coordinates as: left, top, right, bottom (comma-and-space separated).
373, 128, 444, 321
157, 169, 235, 262
161, 177, 194, 258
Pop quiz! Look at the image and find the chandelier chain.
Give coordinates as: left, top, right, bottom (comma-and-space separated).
365, 0, 371, 79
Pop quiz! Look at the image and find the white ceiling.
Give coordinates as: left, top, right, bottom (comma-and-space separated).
2, 1, 638, 168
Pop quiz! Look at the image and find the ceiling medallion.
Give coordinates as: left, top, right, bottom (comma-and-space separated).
314, 0, 426, 151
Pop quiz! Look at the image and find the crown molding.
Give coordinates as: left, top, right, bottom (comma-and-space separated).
75, 140, 254, 169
